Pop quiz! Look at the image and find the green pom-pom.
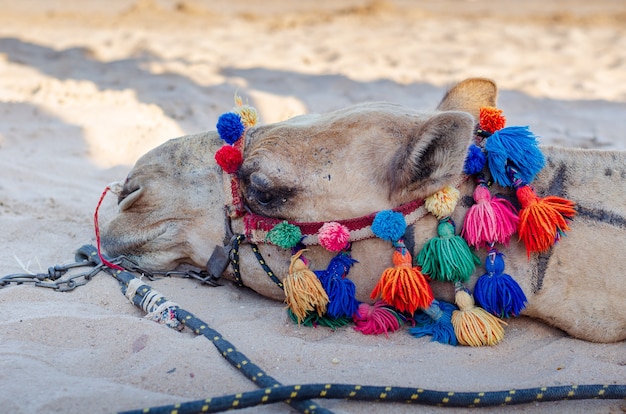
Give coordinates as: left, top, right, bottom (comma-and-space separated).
266, 221, 302, 249
416, 220, 480, 283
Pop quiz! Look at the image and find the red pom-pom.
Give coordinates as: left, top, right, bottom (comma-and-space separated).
353, 301, 403, 337
215, 145, 243, 174
318, 222, 350, 252
479, 106, 506, 134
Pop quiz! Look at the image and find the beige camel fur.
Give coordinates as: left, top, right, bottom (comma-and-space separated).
102, 79, 626, 343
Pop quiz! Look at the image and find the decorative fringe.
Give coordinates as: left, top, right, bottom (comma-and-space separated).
479, 106, 506, 134
516, 185, 576, 256
424, 185, 461, 220
451, 285, 506, 347
485, 126, 545, 188
315, 253, 359, 319
473, 250, 527, 318
417, 219, 480, 283
462, 184, 519, 248
283, 250, 329, 324
409, 300, 458, 345
463, 144, 486, 176
287, 309, 351, 330
370, 242, 434, 314
353, 301, 404, 337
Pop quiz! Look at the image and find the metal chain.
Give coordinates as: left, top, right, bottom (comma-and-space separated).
1, 254, 221, 292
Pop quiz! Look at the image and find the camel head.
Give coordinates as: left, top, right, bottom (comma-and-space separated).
101, 78, 497, 272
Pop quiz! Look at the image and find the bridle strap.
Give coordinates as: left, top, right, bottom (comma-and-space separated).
229, 234, 284, 290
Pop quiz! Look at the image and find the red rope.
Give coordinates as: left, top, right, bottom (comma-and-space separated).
94, 186, 124, 271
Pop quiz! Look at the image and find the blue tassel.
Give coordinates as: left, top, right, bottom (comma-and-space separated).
409, 300, 458, 346
463, 144, 486, 175
485, 126, 545, 187
216, 112, 245, 144
315, 253, 359, 319
473, 250, 527, 318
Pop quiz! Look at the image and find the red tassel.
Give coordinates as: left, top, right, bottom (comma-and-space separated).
370, 244, 434, 315
479, 106, 506, 134
516, 185, 576, 256
353, 301, 403, 337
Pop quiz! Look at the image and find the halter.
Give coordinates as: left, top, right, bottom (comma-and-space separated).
212, 97, 576, 347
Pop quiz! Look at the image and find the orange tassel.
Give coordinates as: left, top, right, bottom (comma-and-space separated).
370, 246, 434, 315
479, 106, 506, 134
516, 185, 576, 256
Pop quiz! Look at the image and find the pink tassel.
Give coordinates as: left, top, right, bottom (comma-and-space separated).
353, 301, 403, 337
462, 184, 519, 248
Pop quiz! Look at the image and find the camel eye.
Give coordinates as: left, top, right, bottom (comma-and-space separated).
254, 190, 275, 206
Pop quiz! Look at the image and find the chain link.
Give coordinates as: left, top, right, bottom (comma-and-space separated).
1, 251, 221, 291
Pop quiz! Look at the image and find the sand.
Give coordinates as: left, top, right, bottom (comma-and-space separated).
0, 1, 625, 413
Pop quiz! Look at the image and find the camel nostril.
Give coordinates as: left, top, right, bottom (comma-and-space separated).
118, 186, 144, 211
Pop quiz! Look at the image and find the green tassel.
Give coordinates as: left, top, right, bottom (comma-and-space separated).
287, 309, 351, 330
417, 219, 480, 283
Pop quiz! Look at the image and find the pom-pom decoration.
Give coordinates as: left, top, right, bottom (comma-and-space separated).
417, 219, 480, 283
424, 185, 461, 220
473, 250, 527, 318
266, 221, 302, 249
216, 112, 245, 145
233, 93, 259, 128
214, 145, 244, 174
461, 184, 519, 248
479, 106, 506, 134
353, 301, 404, 337
318, 222, 351, 252
515, 185, 576, 256
451, 285, 506, 347
283, 250, 329, 324
485, 126, 545, 188
463, 144, 486, 176
370, 242, 434, 314
315, 252, 359, 319
371, 210, 407, 242
409, 299, 458, 346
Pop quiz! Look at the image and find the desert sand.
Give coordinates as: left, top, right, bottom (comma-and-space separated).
0, 1, 625, 413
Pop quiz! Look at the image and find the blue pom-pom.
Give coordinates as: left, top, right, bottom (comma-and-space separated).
315, 253, 359, 319
216, 112, 245, 145
463, 144, 486, 175
485, 126, 545, 187
473, 251, 528, 318
409, 300, 458, 345
371, 210, 406, 242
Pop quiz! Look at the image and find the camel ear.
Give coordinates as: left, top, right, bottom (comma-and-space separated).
436, 78, 498, 120
390, 111, 474, 198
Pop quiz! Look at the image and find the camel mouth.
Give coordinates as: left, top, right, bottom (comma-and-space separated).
101, 223, 169, 266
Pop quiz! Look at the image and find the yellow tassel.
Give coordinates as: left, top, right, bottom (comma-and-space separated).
284, 250, 329, 324
234, 93, 259, 128
424, 185, 461, 219
451, 289, 506, 346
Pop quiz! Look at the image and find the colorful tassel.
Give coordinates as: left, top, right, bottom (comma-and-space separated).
353, 301, 404, 337
318, 222, 351, 252
370, 241, 434, 314
485, 126, 545, 188
451, 285, 506, 347
283, 250, 329, 324
315, 253, 359, 319
266, 221, 302, 249
409, 299, 458, 345
417, 219, 480, 283
214, 145, 243, 174
473, 250, 527, 318
516, 185, 576, 256
287, 309, 351, 330
461, 184, 519, 248
479, 106, 506, 134
424, 185, 461, 220
216, 112, 245, 144
463, 144, 486, 176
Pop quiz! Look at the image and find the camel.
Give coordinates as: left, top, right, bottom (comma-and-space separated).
101, 78, 626, 344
